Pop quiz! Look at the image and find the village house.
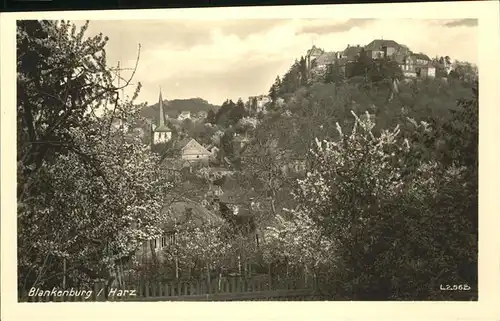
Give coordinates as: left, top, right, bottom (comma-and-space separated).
275, 149, 307, 177
248, 95, 271, 114
177, 111, 191, 121
135, 200, 224, 267
174, 138, 213, 161
280, 158, 307, 176
195, 110, 208, 120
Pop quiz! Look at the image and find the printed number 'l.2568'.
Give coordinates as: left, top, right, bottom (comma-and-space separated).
440, 284, 471, 291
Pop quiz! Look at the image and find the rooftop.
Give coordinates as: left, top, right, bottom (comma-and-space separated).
315, 52, 337, 66
343, 45, 363, 59
307, 45, 325, 57
154, 124, 172, 132
412, 53, 431, 61
365, 39, 401, 51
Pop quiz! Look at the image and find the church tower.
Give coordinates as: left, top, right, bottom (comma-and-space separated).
152, 89, 172, 145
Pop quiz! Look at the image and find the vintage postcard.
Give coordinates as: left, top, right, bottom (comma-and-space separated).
1, 1, 500, 321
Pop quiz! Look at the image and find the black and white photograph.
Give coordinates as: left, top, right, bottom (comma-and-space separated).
2, 1, 500, 320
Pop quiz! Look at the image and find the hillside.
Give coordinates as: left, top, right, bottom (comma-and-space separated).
141, 97, 219, 122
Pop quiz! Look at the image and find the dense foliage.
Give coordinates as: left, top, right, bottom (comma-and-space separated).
17, 20, 172, 292
269, 100, 477, 299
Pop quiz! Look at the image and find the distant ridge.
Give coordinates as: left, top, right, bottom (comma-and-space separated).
141, 97, 220, 123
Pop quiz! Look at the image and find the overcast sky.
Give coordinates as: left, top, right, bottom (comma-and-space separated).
81, 18, 478, 106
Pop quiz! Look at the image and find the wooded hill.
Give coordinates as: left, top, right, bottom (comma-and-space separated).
141, 98, 219, 123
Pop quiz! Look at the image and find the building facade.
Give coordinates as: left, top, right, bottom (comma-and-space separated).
400, 53, 436, 78
178, 138, 212, 161
178, 111, 191, 121
305, 45, 325, 69
341, 44, 363, 62
364, 39, 403, 59
313, 52, 338, 70
248, 95, 271, 114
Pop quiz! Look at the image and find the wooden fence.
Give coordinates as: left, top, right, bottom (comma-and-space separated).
20, 276, 321, 302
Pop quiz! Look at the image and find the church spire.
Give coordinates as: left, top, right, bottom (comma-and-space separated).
159, 88, 165, 127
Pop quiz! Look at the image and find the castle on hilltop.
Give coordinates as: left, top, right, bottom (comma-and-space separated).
305, 39, 450, 79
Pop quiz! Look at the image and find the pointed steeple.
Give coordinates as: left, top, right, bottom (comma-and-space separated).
159, 88, 165, 127
154, 87, 171, 134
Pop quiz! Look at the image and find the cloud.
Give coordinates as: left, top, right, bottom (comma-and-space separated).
136, 57, 287, 105
84, 20, 213, 53
83, 19, 286, 57
297, 19, 376, 35
121, 22, 301, 84
215, 19, 287, 39
444, 19, 478, 27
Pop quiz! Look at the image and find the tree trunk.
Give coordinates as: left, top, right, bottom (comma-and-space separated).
304, 265, 308, 287
149, 239, 158, 265
268, 263, 272, 290
175, 256, 179, 279
238, 255, 241, 275
62, 258, 66, 289
206, 263, 211, 293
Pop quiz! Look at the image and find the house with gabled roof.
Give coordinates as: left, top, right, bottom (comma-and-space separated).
176, 138, 212, 161
364, 39, 402, 59
400, 53, 435, 78
341, 44, 363, 62
177, 111, 191, 121
313, 52, 338, 70
412, 53, 432, 65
